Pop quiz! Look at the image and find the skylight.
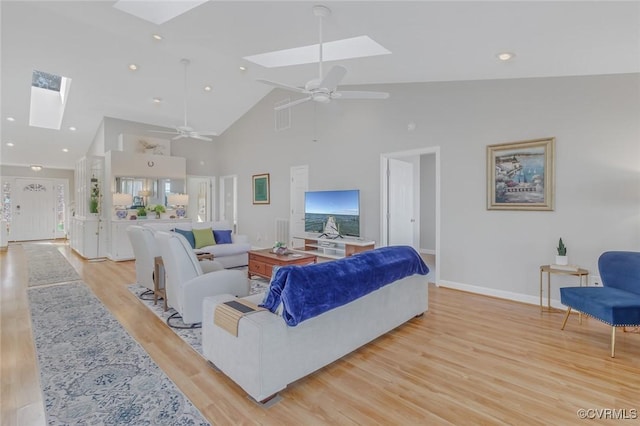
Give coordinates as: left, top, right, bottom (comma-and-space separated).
113, 0, 209, 25
29, 70, 72, 130
243, 35, 391, 68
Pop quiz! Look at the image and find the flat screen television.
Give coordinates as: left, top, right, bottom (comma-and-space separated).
304, 189, 360, 237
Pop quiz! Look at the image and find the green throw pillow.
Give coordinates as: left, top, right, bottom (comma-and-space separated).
193, 228, 216, 249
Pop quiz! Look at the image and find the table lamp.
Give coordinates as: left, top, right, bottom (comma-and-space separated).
113, 193, 133, 219
168, 193, 189, 218
138, 189, 151, 207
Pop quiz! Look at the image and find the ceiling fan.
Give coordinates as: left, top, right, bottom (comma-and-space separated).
257, 5, 389, 111
150, 58, 217, 142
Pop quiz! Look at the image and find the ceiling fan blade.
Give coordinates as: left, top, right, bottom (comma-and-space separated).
195, 131, 218, 136
320, 65, 347, 91
148, 130, 178, 135
333, 90, 390, 100
172, 134, 187, 140
274, 96, 313, 111
191, 134, 213, 142
257, 79, 309, 94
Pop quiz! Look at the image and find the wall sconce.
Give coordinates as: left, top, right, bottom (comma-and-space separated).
30, 164, 43, 172
138, 189, 151, 206
113, 193, 133, 219
168, 193, 189, 218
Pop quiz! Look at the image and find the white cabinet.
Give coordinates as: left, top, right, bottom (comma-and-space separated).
292, 233, 375, 259
107, 218, 192, 261
109, 220, 135, 261
70, 217, 106, 259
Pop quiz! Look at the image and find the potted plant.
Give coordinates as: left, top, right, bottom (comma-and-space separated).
272, 241, 287, 255
147, 204, 166, 219
556, 238, 568, 265
137, 206, 147, 219
89, 176, 100, 214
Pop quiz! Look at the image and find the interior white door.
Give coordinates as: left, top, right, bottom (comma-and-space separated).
289, 165, 309, 248
12, 178, 56, 241
187, 176, 213, 222
388, 158, 415, 247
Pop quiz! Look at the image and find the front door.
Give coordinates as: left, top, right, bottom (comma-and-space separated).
12, 178, 56, 241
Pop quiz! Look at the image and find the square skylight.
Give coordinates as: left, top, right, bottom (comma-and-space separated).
113, 0, 209, 25
244, 35, 391, 68
29, 70, 71, 130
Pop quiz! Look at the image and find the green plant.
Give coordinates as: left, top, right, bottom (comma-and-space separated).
137, 207, 147, 217
89, 176, 100, 214
147, 204, 166, 214
557, 238, 567, 256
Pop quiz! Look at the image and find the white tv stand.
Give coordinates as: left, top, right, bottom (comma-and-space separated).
293, 233, 375, 259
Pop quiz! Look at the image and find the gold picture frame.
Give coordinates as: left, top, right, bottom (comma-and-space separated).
487, 137, 555, 211
252, 173, 270, 205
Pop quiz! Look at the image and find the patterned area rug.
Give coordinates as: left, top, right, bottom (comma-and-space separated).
128, 274, 269, 357
22, 243, 81, 287
28, 282, 209, 425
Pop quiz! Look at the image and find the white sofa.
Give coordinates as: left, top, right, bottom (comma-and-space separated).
202, 272, 428, 402
142, 220, 251, 269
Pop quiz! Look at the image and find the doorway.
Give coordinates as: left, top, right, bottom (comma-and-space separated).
7, 177, 69, 241
289, 165, 309, 248
219, 175, 238, 233
187, 176, 215, 222
380, 147, 440, 284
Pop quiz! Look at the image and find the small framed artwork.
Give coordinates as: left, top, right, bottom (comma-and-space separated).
487, 137, 555, 211
252, 173, 270, 205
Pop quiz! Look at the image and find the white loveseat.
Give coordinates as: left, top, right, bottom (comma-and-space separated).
202, 247, 429, 403
142, 220, 251, 269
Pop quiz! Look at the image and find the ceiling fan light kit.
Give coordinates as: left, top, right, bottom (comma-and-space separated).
258, 5, 389, 111
148, 58, 217, 142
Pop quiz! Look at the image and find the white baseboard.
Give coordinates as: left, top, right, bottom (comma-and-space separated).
419, 248, 436, 255
437, 279, 565, 310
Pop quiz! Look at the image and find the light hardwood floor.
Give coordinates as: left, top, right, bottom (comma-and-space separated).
2, 242, 639, 425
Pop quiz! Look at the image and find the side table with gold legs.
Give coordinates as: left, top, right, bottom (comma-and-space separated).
539, 265, 589, 312
154, 256, 168, 311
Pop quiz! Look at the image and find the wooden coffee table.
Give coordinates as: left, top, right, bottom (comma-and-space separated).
248, 249, 317, 280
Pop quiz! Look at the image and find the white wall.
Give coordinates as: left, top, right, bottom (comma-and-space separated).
101, 117, 219, 176
215, 73, 640, 303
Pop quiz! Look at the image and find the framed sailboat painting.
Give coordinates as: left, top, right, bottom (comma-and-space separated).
487, 137, 555, 211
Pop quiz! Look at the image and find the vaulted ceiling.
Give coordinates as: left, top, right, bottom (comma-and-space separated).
2, 1, 639, 169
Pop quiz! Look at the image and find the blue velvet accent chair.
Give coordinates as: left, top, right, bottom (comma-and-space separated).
560, 251, 640, 357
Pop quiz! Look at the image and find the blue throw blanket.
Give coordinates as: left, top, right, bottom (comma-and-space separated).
260, 246, 429, 326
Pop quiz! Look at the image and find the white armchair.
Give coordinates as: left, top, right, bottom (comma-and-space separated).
127, 225, 157, 298
155, 231, 250, 327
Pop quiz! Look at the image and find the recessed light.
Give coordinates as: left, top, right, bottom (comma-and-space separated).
6, 117, 15, 122
153, 97, 162, 103
69, 126, 76, 131
239, 66, 247, 71
62, 148, 69, 152
204, 85, 212, 92
152, 34, 163, 41
6, 142, 14, 147
497, 52, 516, 61
129, 64, 138, 71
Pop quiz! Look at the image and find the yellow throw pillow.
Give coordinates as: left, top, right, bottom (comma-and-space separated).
193, 228, 216, 249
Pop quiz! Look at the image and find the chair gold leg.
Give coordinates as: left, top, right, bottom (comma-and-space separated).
561, 307, 572, 330
611, 327, 616, 358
